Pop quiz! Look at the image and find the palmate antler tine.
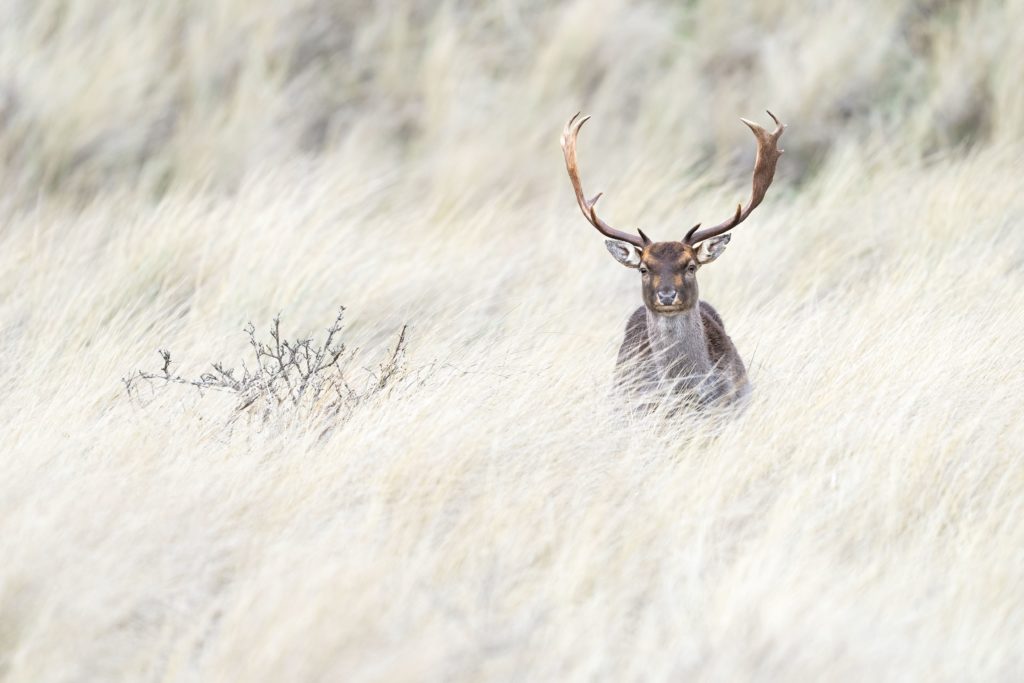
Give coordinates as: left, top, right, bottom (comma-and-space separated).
686, 110, 785, 245
561, 113, 648, 248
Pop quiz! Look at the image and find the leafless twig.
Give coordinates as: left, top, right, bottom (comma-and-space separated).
123, 307, 409, 425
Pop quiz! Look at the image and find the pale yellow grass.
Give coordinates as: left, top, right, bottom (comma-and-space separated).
1, 1, 1023, 681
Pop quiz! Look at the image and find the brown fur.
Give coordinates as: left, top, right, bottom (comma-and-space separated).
639, 242, 701, 312
610, 239, 749, 405
614, 265, 750, 408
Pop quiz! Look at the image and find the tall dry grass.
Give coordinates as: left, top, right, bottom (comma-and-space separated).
1, 0, 1023, 680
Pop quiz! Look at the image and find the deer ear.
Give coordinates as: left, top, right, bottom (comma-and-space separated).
605, 240, 642, 268
695, 235, 731, 264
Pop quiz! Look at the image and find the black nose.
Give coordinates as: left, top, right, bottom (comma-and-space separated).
657, 288, 676, 305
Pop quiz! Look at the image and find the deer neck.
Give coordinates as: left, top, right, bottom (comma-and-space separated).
645, 306, 711, 381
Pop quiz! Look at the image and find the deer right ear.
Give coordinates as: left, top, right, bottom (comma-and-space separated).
605, 240, 642, 268
695, 234, 731, 264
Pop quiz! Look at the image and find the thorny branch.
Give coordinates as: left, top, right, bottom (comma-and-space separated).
123, 307, 409, 424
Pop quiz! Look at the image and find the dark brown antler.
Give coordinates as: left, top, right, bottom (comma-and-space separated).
561, 113, 649, 248
686, 111, 785, 245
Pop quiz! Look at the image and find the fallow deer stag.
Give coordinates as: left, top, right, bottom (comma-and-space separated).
561, 111, 785, 407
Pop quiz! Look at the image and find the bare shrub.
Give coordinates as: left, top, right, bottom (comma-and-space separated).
124, 307, 408, 425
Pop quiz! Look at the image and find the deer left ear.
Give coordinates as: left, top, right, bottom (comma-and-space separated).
695, 235, 731, 264
605, 240, 642, 268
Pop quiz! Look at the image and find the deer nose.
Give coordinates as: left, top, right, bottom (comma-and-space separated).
657, 288, 677, 305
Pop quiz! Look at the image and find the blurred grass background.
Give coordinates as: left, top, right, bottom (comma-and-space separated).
2, 0, 1020, 205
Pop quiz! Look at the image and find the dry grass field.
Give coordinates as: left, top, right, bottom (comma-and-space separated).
2, 1, 1024, 680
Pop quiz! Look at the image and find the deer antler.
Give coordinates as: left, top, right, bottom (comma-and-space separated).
561, 113, 649, 248
686, 111, 785, 245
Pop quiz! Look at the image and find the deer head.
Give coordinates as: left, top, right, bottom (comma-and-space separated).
560, 111, 785, 315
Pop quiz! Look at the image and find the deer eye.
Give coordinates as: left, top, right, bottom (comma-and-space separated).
686, 264, 697, 273
638, 266, 649, 275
